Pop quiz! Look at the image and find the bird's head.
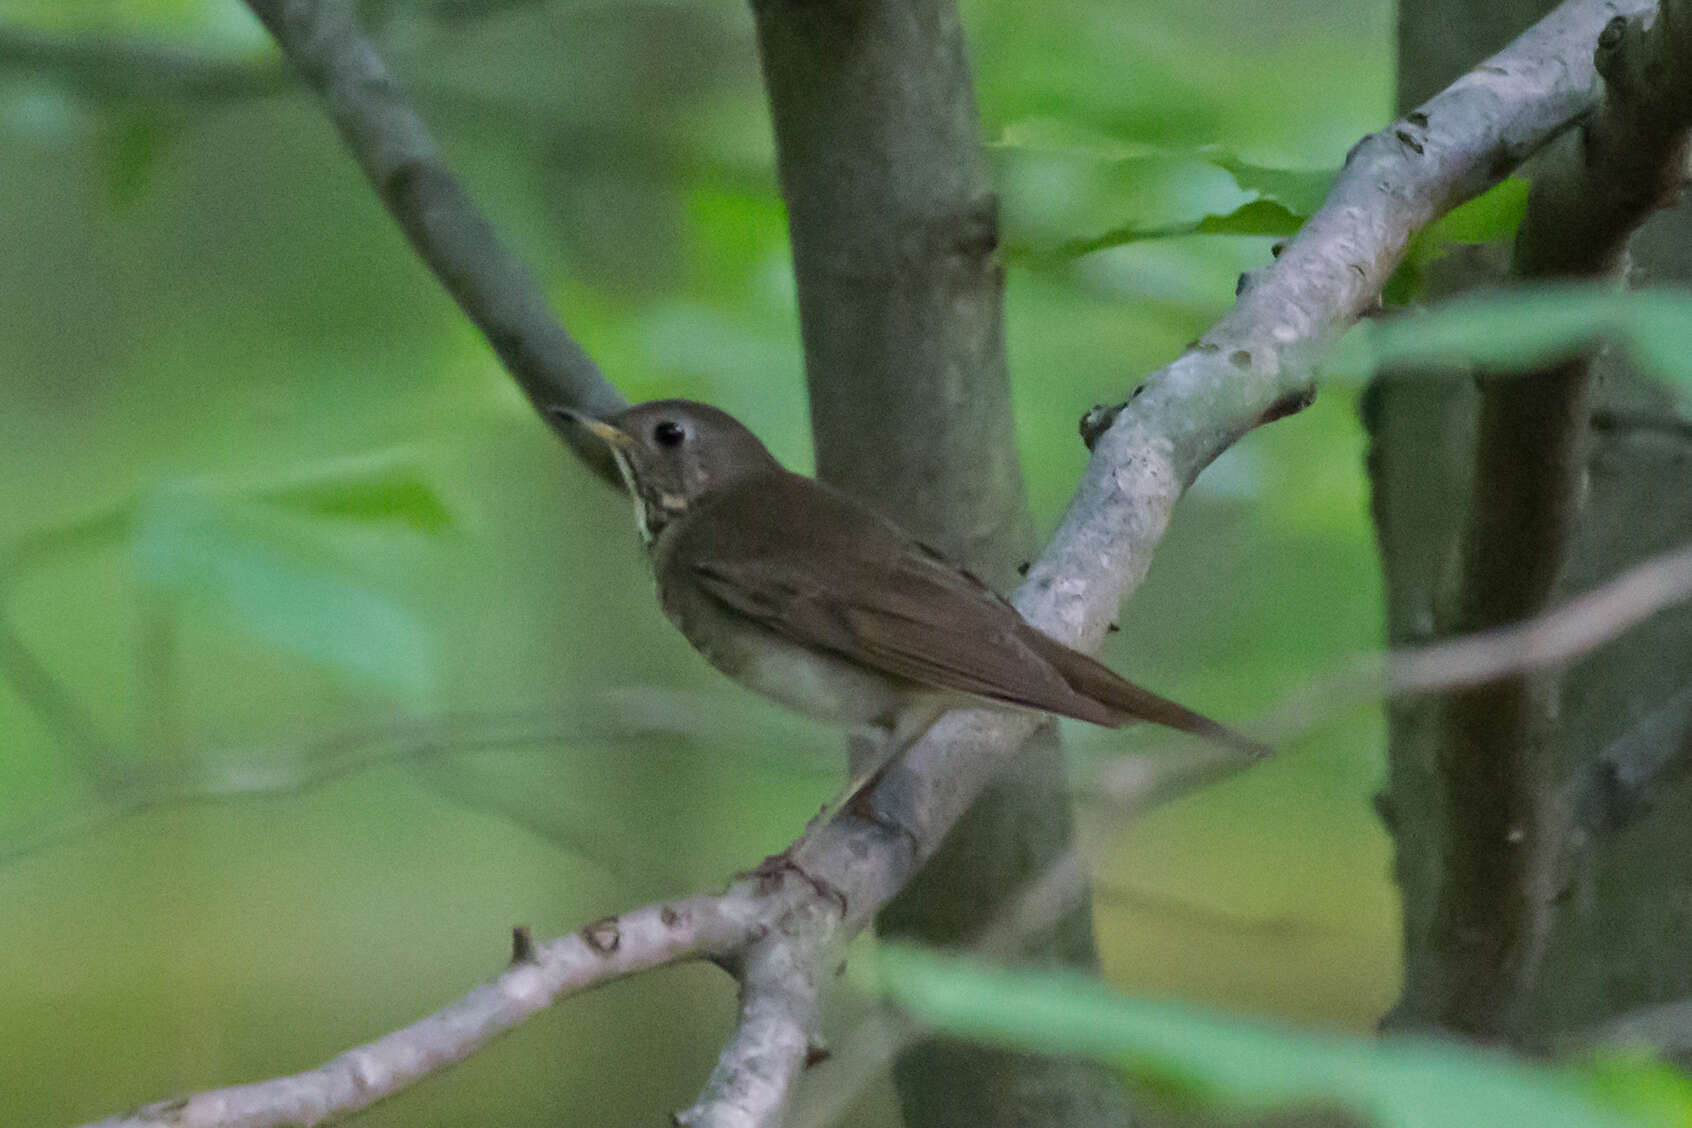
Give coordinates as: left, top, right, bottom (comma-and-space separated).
552, 399, 782, 544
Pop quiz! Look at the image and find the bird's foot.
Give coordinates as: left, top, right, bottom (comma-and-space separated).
743, 850, 848, 917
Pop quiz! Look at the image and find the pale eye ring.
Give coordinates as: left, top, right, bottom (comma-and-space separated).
653, 420, 686, 447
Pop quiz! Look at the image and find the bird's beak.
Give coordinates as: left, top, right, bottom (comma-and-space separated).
548, 404, 633, 448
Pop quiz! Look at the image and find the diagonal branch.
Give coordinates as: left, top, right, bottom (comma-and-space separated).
241, 0, 626, 483
1050, 0, 1652, 657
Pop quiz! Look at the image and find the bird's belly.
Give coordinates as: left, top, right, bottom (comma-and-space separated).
677, 608, 903, 729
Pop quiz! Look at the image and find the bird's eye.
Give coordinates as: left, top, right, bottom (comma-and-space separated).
653, 420, 686, 447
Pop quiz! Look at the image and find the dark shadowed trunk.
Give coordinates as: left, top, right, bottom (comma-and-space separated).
751, 0, 1136, 1123
1371, 0, 1692, 1046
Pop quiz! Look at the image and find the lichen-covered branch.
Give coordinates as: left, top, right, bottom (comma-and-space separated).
241, 0, 626, 483
1043, 0, 1652, 667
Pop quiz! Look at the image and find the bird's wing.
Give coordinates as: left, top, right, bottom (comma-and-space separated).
688, 545, 1116, 724
673, 475, 1264, 751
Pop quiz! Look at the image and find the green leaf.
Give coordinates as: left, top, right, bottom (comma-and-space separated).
1385, 179, 1531, 304
5, 455, 454, 581
1426, 177, 1531, 246
1616, 291, 1692, 381
991, 118, 1334, 261
131, 486, 435, 695
1580, 1052, 1692, 1126
254, 453, 456, 534
1328, 285, 1692, 387
1192, 198, 1306, 237
869, 946, 1648, 1128
1210, 155, 1335, 219
991, 117, 1168, 158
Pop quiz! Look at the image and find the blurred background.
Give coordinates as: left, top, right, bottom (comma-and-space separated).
0, 0, 1394, 1123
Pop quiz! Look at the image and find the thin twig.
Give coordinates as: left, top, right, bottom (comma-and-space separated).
0, 692, 831, 873
0, 27, 289, 101
241, 0, 626, 483
1226, 539, 1692, 756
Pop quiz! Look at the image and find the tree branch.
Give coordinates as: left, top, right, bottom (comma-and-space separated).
676, 922, 831, 1128
1048, 0, 1649, 658
0, 23, 698, 163
1430, 0, 1692, 1039
78, 0, 1654, 1125
82, 895, 754, 1128
240, 0, 626, 483
1241, 537, 1692, 736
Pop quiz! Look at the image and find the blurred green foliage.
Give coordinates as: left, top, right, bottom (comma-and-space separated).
870, 946, 1670, 1128
0, 0, 1427, 1124
991, 119, 1334, 261
1334, 283, 1692, 385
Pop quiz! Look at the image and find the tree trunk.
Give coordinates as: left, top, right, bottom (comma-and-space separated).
1371, 0, 1692, 1046
751, 0, 1136, 1122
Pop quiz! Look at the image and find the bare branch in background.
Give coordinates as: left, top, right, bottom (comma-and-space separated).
1389, 539, 1692, 695
241, 0, 626, 483
1080, 535, 1692, 832
0, 22, 697, 169
0, 27, 288, 102
0, 691, 832, 877
1189, 539, 1692, 768
76, 0, 1659, 1124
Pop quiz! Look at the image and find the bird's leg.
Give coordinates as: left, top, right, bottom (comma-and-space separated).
813, 700, 949, 835
839, 731, 899, 825
771, 703, 948, 911
789, 734, 887, 841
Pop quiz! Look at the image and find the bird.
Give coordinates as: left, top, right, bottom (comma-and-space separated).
554, 398, 1266, 802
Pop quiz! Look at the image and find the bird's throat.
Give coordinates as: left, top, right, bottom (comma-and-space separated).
633, 488, 688, 545
607, 449, 687, 546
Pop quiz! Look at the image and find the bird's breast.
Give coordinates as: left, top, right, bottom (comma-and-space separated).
656, 573, 905, 731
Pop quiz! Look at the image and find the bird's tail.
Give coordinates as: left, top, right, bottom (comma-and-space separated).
1023, 630, 1270, 757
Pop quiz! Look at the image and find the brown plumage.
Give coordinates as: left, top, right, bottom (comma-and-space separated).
558, 399, 1265, 757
